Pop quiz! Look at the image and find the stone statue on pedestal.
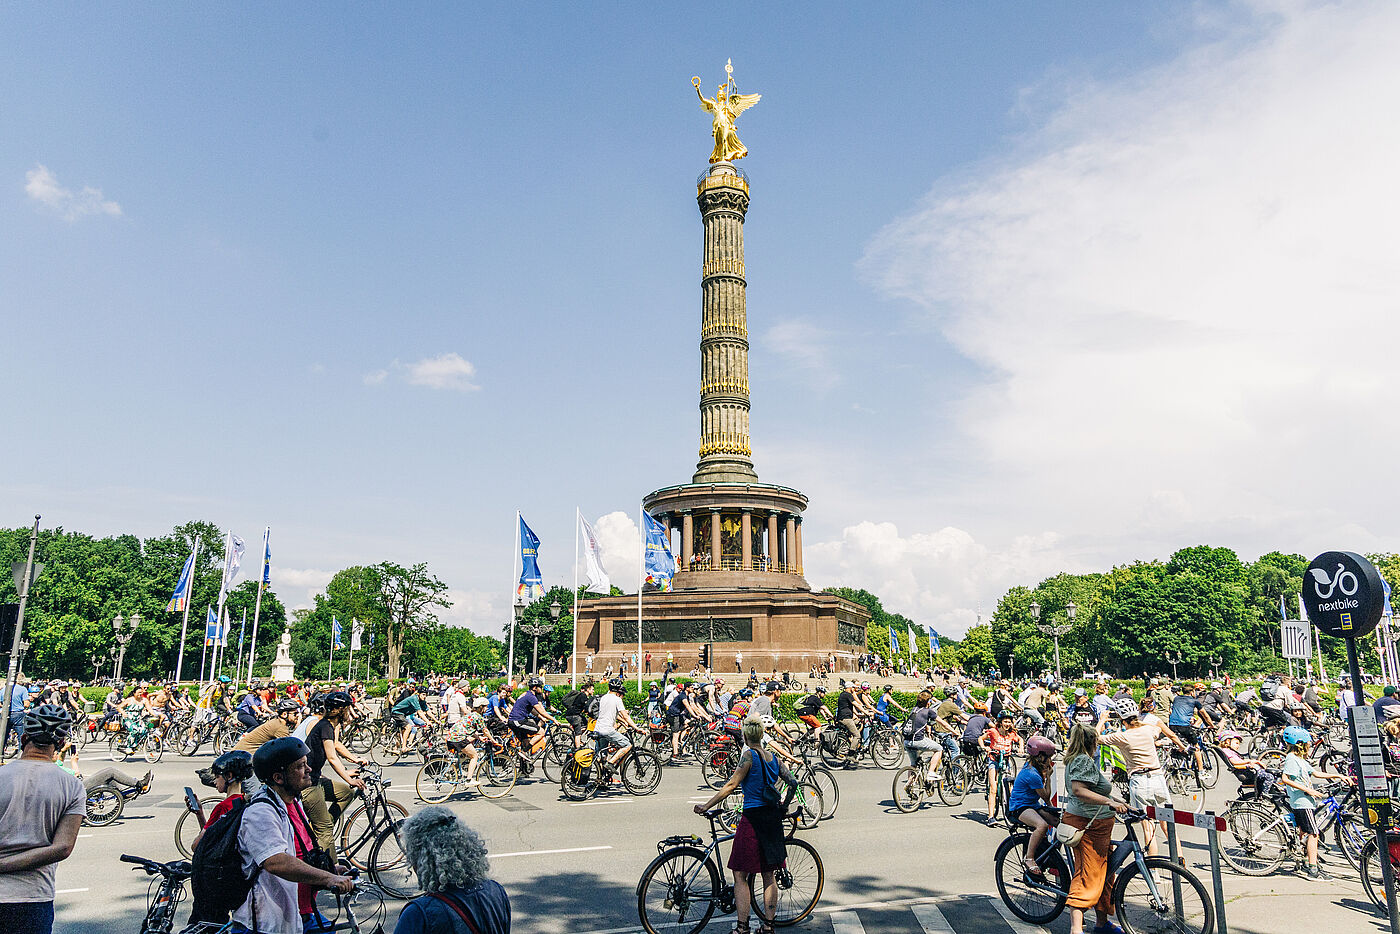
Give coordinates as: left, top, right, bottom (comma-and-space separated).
271, 628, 296, 682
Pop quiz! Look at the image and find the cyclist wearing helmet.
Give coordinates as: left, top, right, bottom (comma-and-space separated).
507, 677, 558, 750
1279, 725, 1352, 879
0, 705, 85, 934
1216, 730, 1264, 786
192, 750, 256, 849
875, 684, 906, 726
301, 691, 367, 867
235, 683, 270, 731
1008, 736, 1059, 875
100, 681, 124, 727
590, 677, 638, 775
227, 737, 354, 934
834, 681, 862, 768
795, 686, 829, 739
1167, 682, 1215, 775
1099, 696, 1187, 856
236, 698, 303, 753
392, 683, 433, 751
930, 688, 967, 773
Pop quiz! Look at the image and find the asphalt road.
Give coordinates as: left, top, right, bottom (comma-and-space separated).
51, 743, 1392, 934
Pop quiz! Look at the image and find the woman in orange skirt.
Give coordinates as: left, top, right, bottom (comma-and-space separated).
1061, 721, 1129, 934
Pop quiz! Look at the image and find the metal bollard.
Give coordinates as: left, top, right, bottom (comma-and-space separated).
1207, 824, 1229, 934
1165, 821, 1185, 921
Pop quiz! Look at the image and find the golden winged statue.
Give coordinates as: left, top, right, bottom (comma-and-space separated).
693, 60, 760, 163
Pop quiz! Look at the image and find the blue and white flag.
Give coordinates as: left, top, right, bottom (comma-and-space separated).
217, 534, 246, 605
332, 616, 343, 649
205, 607, 220, 646
887, 624, 899, 655
167, 550, 196, 613
1280, 593, 1288, 622
927, 625, 940, 654
517, 515, 544, 603
367, 627, 375, 647
642, 510, 676, 591
260, 528, 271, 591
1384, 577, 1394, 618
907, 623, 918, 658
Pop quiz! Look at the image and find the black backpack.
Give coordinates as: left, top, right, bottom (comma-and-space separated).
587, 695, 603, 718
189, 795, 273, 924
560, 690, 586, 717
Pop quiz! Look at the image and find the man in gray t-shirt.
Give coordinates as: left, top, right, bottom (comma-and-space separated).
750, 681, 780, 721
0, 706, 85, 934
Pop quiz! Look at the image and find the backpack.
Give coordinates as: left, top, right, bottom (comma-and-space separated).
1260, 678, 1280, 701
587, 695, 602, 718
189, 796, 273, 924
901, 718, 916, 739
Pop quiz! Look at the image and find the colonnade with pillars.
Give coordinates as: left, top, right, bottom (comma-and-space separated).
656, 508, 803, 575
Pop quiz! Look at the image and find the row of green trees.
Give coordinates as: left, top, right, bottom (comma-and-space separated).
0, 523, 506, 682
834, 547, 1399, 679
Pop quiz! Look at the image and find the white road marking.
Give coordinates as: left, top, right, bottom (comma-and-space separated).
56, 888, 90, 895
566, 798, 632, 807
830, 910, 866, 933
816, 895, 944, 914
77, 829, 167, 838
489, 845, 612, 859
911, 901, 956, 934
990, 896, 1051, 934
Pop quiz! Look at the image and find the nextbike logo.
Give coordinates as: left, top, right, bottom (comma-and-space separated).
1317, 598, 1360, 612
1310, 563, 1359, 600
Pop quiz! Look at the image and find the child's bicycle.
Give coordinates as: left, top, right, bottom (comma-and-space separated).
994, 807, 1215, 934
636, 807, 824, 933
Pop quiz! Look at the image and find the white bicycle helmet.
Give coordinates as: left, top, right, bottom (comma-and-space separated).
759, 714, 777, 729
1113, 697, 1139, 721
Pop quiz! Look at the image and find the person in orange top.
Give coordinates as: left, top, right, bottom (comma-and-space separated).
980, 712, 1022, 824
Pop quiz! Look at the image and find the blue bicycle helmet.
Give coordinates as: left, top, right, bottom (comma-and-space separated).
1281, 726, 1312, 746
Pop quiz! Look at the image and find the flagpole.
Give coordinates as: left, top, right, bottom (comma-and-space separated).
212, 531, 232, 685
174, 535, 201, 683
572, 507, 581, 689
247, 526, 269, 682
328, 636, 335, 680
636, 503, 644, 695
348, 619, 356, 682
509, 511, 520, 684
199, 606, 211, 683
234, 608, 247, 684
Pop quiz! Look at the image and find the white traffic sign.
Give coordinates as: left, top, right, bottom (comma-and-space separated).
1281, 619, 1312, 659
1351, 704, 1391, 797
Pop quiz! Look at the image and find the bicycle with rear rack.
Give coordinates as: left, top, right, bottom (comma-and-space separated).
119, 853, 388, 934
994, 807, 1214, 934
561, 728, 664, 800
636, 806, 824, 933
415, 733, 517, 802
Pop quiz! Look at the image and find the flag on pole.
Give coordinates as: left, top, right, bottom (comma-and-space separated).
1297, 592, 1309, 622
333, 617, 343, 649
887, 624, 899, 656
927, 625, 940, 653
218, 534, 246, 604
907, 623, 918, 659
1280, 593, 1288, 621
167, 550, 196, 612
642, 511, 676, 591
205, 607, 219, 645
517, 516, 544, 602
351, 618, 363, 651
367, 628, 375, 647
579, 513, 612, 594
1383, 576, 1394, 618
260, 529, 271, 591
219, 607, 231, 647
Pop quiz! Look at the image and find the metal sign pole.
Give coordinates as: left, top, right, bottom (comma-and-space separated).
1347, 638, 1400, 934
0, 516, 40, 762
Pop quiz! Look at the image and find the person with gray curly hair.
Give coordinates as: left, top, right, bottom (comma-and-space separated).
394, 806, 511, 933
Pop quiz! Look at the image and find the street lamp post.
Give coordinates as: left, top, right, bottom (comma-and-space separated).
1031, 601, 1075, 684
1208, 654, 1223, 680
112, 612, 141, 682
1165, 650, 1183, 682
519, 600, 561, 677
90, 653, 103, 684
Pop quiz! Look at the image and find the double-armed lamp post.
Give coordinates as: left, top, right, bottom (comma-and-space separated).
1030, 601, 1075, 684
519, 599, 562, 676
112, 612, 141, 682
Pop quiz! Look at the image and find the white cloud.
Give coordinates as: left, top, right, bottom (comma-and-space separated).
403, 353, 479, 392
362, 369, 388, 386
855, 0, 1400, 607
439, 588, 504, 638
25, 164, 122, 221
273, 567, 336, 611
761, 320, 838, 388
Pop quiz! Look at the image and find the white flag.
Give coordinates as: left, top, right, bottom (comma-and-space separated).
579, 513, 611, 594
350, 617, 363, 651
218, 533, 246, 603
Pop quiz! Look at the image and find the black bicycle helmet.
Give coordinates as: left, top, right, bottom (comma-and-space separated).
528, 677, 544, 689
211, 749, 255, 782
22, 704, 72, 746
608, 677, 625, 692
308, 692, 327, 714
323, 690, 353, 710
252, 736, 311, 782
815, 686, 828, 695
275, 698, 301, 714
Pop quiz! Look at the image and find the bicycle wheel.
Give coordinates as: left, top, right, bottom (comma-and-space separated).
480, 753, 517, 799
1219, 804, 1287, 876
819, 733, 848, 769
369, 820, 418, 899
108, 734, 131, 762
750, 836, 823, 928
993, 833, 1069, 924
1113, 856, 1213, 934
938, 760, 968, 806
636, 845, 720, 934
1360, 839, 1394, 914
345, 724, 374, 755
717, 790, 744, 833
339, 798, 409, 870
560, 758, 597, 801
1198, 748, 1219, 789
1166, 765, 1192, 796
174, 799, 217, 857
792, 782, 823, 830
1334, 812, 1373, 871
806, 766, 838, 819
415, 757, 458, 804
621, 747, 664, 795
84, 785, 124, 827
700, 745, 734, 790
371, 736, 404, 767
871, 731, 904, 770
143, 733, 165, 763
178, 729, 202, 757
892, 766, 925, 813
1257, 749, 1285, 772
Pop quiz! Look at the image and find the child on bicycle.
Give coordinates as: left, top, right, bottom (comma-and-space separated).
981, 712, 1021, 824
1278, 725, 1352, 879
1216, 730, 1265, 787
1008, 736, 1059, 878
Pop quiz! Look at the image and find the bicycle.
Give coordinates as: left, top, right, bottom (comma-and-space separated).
1359, 832, 1400, 915
561, 731, 664, 800
994, 808, 1214, 934
415, 736, 517, 803
108, 716, 165, 764
891, 747, 968, 811
84, 775, 154, 827
1219, 781, 1369, 875
636, 807, 824, 933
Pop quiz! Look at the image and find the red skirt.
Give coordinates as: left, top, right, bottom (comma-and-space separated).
728, 811, 787, 874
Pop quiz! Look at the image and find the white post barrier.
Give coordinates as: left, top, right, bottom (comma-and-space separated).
1145, 804, 1229, 934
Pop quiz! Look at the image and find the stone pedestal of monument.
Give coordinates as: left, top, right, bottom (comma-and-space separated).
271, 630, 296, 682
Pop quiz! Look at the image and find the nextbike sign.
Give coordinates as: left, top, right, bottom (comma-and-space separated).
1299, 550, 1385, 640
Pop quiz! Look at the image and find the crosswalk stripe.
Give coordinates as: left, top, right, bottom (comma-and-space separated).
910, 902, 956, 934
989, 897, 1050, 934
830, 911, 866, 934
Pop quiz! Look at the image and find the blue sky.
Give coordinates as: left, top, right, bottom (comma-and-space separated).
6, 2, 1396, 636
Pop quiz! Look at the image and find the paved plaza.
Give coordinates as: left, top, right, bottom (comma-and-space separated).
55, 746, 1386, 934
